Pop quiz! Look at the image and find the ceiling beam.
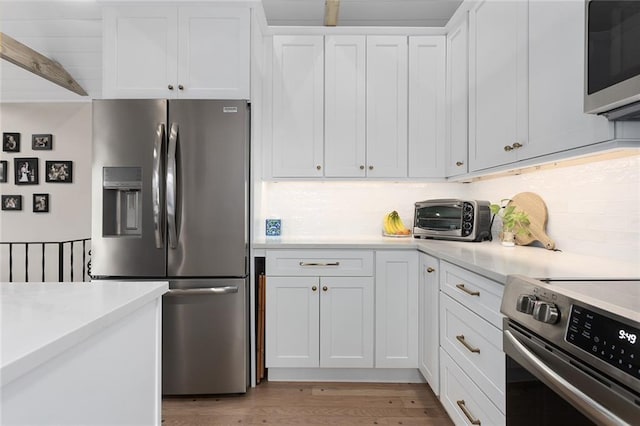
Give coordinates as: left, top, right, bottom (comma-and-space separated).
0, 32, 87, 96
324, 0, 340, 26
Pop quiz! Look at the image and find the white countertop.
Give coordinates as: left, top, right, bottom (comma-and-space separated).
0, 281, 168, 387
254, 237, 640, 283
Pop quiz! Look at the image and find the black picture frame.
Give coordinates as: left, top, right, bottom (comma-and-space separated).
32, 134, 53, 150
33, 193, 49, 213
2, 195, 22, 211
2, 133, 20, 152
0, 160, 7, 183
45, 160, 73, 183
14, 157, 39, 185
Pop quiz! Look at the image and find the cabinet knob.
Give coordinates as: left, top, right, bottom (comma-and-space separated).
512, 142, 523, 149
322, 286, 328, 292
312, 286, 317, 292
316, 165, 322, 170
368, 165, 374, 170
456, 161, 464, 167
178, 84, 184, 91
427, 267, 435, 273
360, 165, 365, 170
504, 145, 513, 152
168, 84, 174, 90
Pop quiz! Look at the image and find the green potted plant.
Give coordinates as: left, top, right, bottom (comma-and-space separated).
490, 200, 531, 246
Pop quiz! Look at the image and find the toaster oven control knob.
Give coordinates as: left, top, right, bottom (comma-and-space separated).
532, 301, 559, 324
516, 294, 536, 314
463, 222, 472, 230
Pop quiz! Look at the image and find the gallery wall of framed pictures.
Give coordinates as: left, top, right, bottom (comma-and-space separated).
1, 132, 74, 213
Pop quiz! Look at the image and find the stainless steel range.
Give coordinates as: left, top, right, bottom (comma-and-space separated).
501, 276, 639, 425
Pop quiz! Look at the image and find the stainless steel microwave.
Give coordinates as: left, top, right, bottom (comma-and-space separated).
413, 199, 491, 242
584, 0, 640, 120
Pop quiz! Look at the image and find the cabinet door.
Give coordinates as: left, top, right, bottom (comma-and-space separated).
468, 0, 528, 171
525, 0, 612, 159
265, 276, 319, 368
177, 7, 250, 99
320, 276, 374, 368
375, 250, 418, 368
366, 36, 408, 178
324, 35, 367, 177
445, 14, 469, 177
418, 253, 439, 395
103, 7, 178, 99
408, 36, 446, 178
272, 35, 324, 177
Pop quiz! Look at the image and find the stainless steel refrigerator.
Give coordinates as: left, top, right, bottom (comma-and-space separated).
91, 99, 249, 395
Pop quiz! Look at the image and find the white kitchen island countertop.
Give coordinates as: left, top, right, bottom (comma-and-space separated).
254, 237, 640, 283
0, 281, 168, 387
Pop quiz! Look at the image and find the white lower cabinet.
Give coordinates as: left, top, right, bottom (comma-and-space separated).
440, 349, 505, 426
265, 250, 374, 369
439, 261, 505, 425
375, 250, 418, 368
418, 252, 440, 394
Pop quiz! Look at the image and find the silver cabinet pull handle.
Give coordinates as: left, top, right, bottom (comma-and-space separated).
456, 283, 480, 296
153, 123, 165, 249
512, 142, 523, 149
456, 161, 464, 166
504, 330, 626, 426
426, 267, 435, 273
322, 286, 328, 292
456, 400, 481, 425
167, 123, 178, 249
456, 334, 481, 353
167, 286, 238, 295
504, 145, 513, 152
299, 262, 340, 267
312, 286, 318, 292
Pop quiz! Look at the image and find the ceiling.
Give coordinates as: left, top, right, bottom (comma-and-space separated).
261, 0, 463, 27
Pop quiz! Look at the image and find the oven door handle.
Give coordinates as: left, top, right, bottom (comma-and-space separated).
504, 330, 628, 426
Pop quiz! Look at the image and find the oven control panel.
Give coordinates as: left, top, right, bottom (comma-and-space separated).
566, 305, 639, 380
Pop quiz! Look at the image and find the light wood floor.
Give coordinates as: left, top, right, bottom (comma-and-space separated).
162, 381, 454, 425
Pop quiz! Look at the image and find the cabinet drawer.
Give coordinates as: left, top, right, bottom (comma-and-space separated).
440, 349, 505, 426
440, 261, 504, 328
440, 293, 505, 412
266, 250, 373, 276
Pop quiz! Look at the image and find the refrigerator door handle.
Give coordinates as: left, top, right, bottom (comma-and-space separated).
167, 286, 239, 296
167, 122, 178, 249
153, 123, 165, 249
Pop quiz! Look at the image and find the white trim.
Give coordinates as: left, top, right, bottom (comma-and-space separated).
267, 367, 425, 383
267, 26, 446, 36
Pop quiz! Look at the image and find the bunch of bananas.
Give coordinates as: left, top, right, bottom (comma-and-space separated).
383, 211, 411, 235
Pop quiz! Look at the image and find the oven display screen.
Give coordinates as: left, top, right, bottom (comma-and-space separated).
566, 305, 639, 380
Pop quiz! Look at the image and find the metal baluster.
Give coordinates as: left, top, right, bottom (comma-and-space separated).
58, 243, 64, 282
42, 242, 46, 282
9, 243, 13, 282
70, 241, 74, 282
24, 243, 28, 282
82, 240, 86, 282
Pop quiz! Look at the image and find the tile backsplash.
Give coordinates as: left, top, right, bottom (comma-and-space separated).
259, 155, 640, 263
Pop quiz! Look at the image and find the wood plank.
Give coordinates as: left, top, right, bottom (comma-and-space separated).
0, 32, 87, 96
162, 382, 453, 425
324, 0, 340, 26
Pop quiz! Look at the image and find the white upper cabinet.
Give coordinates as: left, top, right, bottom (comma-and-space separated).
445, 14, 470, 177
324, 35, 367, 178
526, 0, 611, 158
408, 36, 446, 178
468, 0, 528, 171
103, 6, 249, 99
366, 36, 409, 178
271, 35, 324, 178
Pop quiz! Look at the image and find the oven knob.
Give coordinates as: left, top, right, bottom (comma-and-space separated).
532, 301, 559, 324
516, 295, 536, 314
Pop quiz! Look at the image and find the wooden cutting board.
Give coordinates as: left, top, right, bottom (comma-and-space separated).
507, 192, 555, 250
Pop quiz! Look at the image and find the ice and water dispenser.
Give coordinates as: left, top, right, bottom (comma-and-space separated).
102, 167, 143, 236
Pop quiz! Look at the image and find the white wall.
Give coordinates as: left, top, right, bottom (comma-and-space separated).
258, 155, 640, 263
0, 102, 92, 242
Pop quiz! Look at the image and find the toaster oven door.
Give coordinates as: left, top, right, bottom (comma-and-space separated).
415, 204, 463, 233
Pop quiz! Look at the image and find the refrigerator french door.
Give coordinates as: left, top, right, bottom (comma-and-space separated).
92, 99, 249, 395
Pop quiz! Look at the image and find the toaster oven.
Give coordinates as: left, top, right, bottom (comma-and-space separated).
413, 199, 491, 242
